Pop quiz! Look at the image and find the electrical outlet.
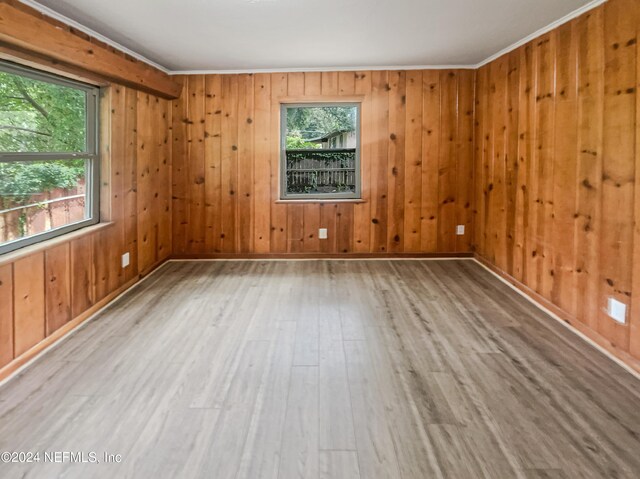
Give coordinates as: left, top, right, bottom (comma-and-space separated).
607, 298, 626, 324
318, 228, 328, 239
121, 252, 130, 268
456, 225, 465, 235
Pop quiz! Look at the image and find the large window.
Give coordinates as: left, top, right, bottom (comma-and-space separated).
281, 103, 360, 200
0, 62, 99, 255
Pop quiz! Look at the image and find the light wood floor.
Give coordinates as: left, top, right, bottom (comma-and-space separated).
0, 260, 639, 479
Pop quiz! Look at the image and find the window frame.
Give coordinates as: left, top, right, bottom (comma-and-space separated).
0, 61, 100, 255
280, 102, 361, 201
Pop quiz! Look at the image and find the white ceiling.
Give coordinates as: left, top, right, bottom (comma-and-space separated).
27, 0, 599, 72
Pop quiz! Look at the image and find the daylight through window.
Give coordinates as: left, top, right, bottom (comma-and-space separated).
0, 62, 99, 255
281, 103, 360, 199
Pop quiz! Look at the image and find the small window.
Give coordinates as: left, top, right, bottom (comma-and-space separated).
0, 62, 99, 255
281, 103, 360, 200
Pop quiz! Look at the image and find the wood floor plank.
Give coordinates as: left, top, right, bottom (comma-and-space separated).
197, 340, 271, 478
344, 340, 403, 479
319, 451, 361, 479
278, 366, 319, 479
0, 260, 638, 479
319, 339, 356, 451
236, 320, 296, 479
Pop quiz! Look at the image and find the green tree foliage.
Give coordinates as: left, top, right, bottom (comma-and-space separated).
286, 105, 355, 143
0, 70, 86, 152
285, 131, 321, 149
0, 69, 87, 207
0, 160, 84, 200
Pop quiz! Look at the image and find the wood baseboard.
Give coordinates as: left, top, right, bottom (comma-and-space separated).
0, 259, 169, 384
170, 252, 475, 260
474, 254, 640, 376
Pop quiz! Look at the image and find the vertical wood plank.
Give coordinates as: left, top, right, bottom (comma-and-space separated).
491, 58, 507, 270
221, 75, 239, 253
336, 203, 354, 253
456, 69, 475, 253
238, 74, 255, 253
597, 0, 636, 350
253, 73, 272, 253
338, 71, 356, 96
305, 72, 322, 96
403, 70, 423, 252
573, 8, 605, 330
137, 92, 156, 271
514, 45, 534, 283
13, 253, 45, 357
541, 34, 558, 299
387, 71, 406, 252
320, 204, 338, 254
421, 71, 440, 252
0, 264, 13, 367
205, 75, 223, 253
438, 70, 458, 252
157, 97, 172, 261
287, 204, 305, 253
550, 22, 579, 315
504, 53, 520, 267
631, 1, 640, 358
93, 229, 111, 303
123, 87, 139, 279
171, 77, 189, 255
108, 85, 126, 289
531, 33, 556, 295
370, 71, 389, 252
321, 72, 339, 95
303, 204, 321, 253
524, 44, 540, 289
473, 67, 487, 255
45, 243, 71, 335
188, 76, 206, 254
70, 235, 94, 318
481, 64, 495, 261
287, 72, 305, 96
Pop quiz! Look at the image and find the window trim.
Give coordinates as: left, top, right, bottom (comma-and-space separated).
280, 102, 361, 201
0, 61, 100, 256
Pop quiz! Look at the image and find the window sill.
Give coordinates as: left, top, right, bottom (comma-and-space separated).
0, 222, 115, 266
275, 199, 367, 204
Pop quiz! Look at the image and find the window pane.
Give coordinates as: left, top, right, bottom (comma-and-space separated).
284, 104, 359, 197
0, 69, 87, 153
0, 159, 88, 244
286, 150, 357, 195
285, 105, 356, 148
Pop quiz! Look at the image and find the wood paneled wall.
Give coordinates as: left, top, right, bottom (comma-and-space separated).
171, 70, 474, 256
0, 85, 172, 373
473, 0, 640, 362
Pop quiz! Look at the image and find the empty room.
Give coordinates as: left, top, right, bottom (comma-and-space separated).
0, 0, 639, 477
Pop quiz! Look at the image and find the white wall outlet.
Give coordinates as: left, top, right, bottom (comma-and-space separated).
121, 252, 130, 269
318, 228, 328, 240
456, 225, 465, 235
607, 298, 626, 324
